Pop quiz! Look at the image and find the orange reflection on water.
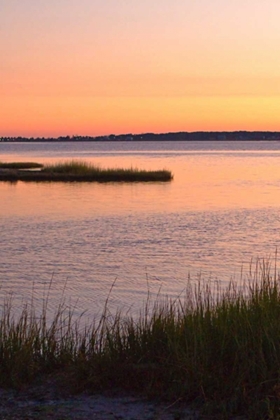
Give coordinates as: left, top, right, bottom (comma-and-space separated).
1, 152, 280, 219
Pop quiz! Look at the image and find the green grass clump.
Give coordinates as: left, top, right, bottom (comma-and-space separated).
0, 162, 43, 169
1, 260, 280, 418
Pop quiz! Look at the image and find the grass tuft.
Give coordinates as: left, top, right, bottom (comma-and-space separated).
42, 160, 97, 175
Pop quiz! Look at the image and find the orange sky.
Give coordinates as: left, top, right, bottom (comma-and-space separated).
1, 1, 280, 136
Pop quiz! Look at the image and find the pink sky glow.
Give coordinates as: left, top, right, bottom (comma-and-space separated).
1, 0, 280, 136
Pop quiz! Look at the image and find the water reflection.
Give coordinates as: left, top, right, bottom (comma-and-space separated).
0, 141, 280, 319
1, 151, 280, 218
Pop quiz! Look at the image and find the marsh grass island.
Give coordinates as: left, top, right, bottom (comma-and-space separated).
0, 161, 173, 183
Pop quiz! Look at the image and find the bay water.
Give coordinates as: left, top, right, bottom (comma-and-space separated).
1, 140, 280, 320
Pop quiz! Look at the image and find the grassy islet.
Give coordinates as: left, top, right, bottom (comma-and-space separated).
0, 160, 173, 182
0, 162, 43, 169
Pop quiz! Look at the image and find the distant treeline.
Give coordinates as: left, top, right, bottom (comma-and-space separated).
2, 131, 280, 142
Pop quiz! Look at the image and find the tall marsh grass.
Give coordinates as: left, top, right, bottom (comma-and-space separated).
0, 160, 172, 182
42, 160, 173, 182
42, 160, 98, 175
1, 260, 280, 418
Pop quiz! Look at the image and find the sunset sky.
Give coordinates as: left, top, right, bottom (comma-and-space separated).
1, 0, 280, 137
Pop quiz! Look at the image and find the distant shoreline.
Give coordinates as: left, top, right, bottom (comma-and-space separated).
2, 130, 280, 143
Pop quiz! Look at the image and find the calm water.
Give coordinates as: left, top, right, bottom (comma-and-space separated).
1, 140, 280, 319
